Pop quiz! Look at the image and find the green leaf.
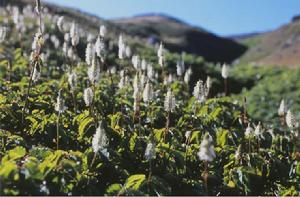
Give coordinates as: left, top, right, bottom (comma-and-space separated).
0, 161, 19, 180
296, 162, 300, 176
109, 112, 122, 129
39, 150, 65, 176
124, 174, 146, 190
3, 146, 26, 162
26, 116, 40, 135
105, 184, 122, 196
190, 130, 201, 143
208, 106, 222, 121
78, 116, 94, 140
154, 128, 165, 142
129, 132, 138, 152
217, 129, 229, 148
281, 186, 298, 196
0, 93, 7, 104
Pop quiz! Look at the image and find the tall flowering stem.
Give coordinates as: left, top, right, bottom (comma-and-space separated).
184, 131, 192, 174
91, 92, 98, 125
224, 78, 228, 96
165, 111, 170, 138
56, 113, 60, 150
143, 81, 153, 125
84, 87, 98, 128
91, 121, 109, 168
35, 0, 43, 34
105, 61, 116, 113
133, 73, 141, 126
192, 80, 208, 124
221, 64, 229, 96
22, 0, 44, 125
164, 89, 175, 141
198, 133, 216, 195
22, 61, 36, 124
145, 142, 156, 191
242, 97, 248, 126
278, 99, 286, 126
157, 42, 166, 80
68, 71, 77, 113
6, 60, 11, 82
71, 90, 77, 112
54, 90, 65, 150
245, 123, 253, 154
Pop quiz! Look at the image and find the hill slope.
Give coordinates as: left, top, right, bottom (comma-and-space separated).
239, 16, 300, 67
111, 14, 247, 63
5, 1, 246, 64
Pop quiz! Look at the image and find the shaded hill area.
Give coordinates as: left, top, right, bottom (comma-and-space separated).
228, 32, 262, 41
111, 14, 247, 63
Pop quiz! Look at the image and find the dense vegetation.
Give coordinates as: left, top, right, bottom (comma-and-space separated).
0, 1, 299, 196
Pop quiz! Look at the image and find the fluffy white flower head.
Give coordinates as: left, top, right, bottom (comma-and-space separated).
92, 121, 109, 154
55, 90, 66, 114
84, 87, 94, 107
164, 89, 176, 112
245, 123, 253, 137
221, 64, 229, 79
286, 109, 296, 129
143, 81, 154, 103
197, 133, 216, 162
85, 43, 94, 66
99, 25, 107, 37
145, 142, 156, 161
278, 99, 286, 116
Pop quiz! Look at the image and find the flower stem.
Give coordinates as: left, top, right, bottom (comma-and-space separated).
71, 90, 77, 113
148, 160, 152, 182
56, 112, 60, 150
249, 138, 251, 154
90, 152, 97, 168
22, 61, 36, 125
243, 97, 248, 126
224, 78, 228, 96
204, 161, 209, 195
164, 111, 170, 142
147, 160, 152, 193
184, 143, 188, 174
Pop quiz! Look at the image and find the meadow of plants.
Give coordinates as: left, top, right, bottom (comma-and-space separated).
0, 1, 299, 196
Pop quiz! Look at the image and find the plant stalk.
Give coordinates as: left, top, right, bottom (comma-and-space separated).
56, 112, 60, 150
22, 61, 36, 124
224, 78, 228, 96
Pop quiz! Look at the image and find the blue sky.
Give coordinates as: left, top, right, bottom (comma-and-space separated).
44, 0, 300, 36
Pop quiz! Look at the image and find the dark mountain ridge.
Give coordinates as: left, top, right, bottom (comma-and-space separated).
111, 13, 247, 63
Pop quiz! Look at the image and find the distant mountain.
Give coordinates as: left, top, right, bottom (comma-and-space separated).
228, 32, 262, 41
6, 0, 120, 35
111, 14, 247, 63
4, 1, 246, 64
238, 16, 300, 67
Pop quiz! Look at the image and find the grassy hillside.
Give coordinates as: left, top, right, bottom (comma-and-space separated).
238, 17, 300, 67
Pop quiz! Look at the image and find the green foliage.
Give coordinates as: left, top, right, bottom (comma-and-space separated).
0, 3, 299, 196
239, 67, 300, 123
